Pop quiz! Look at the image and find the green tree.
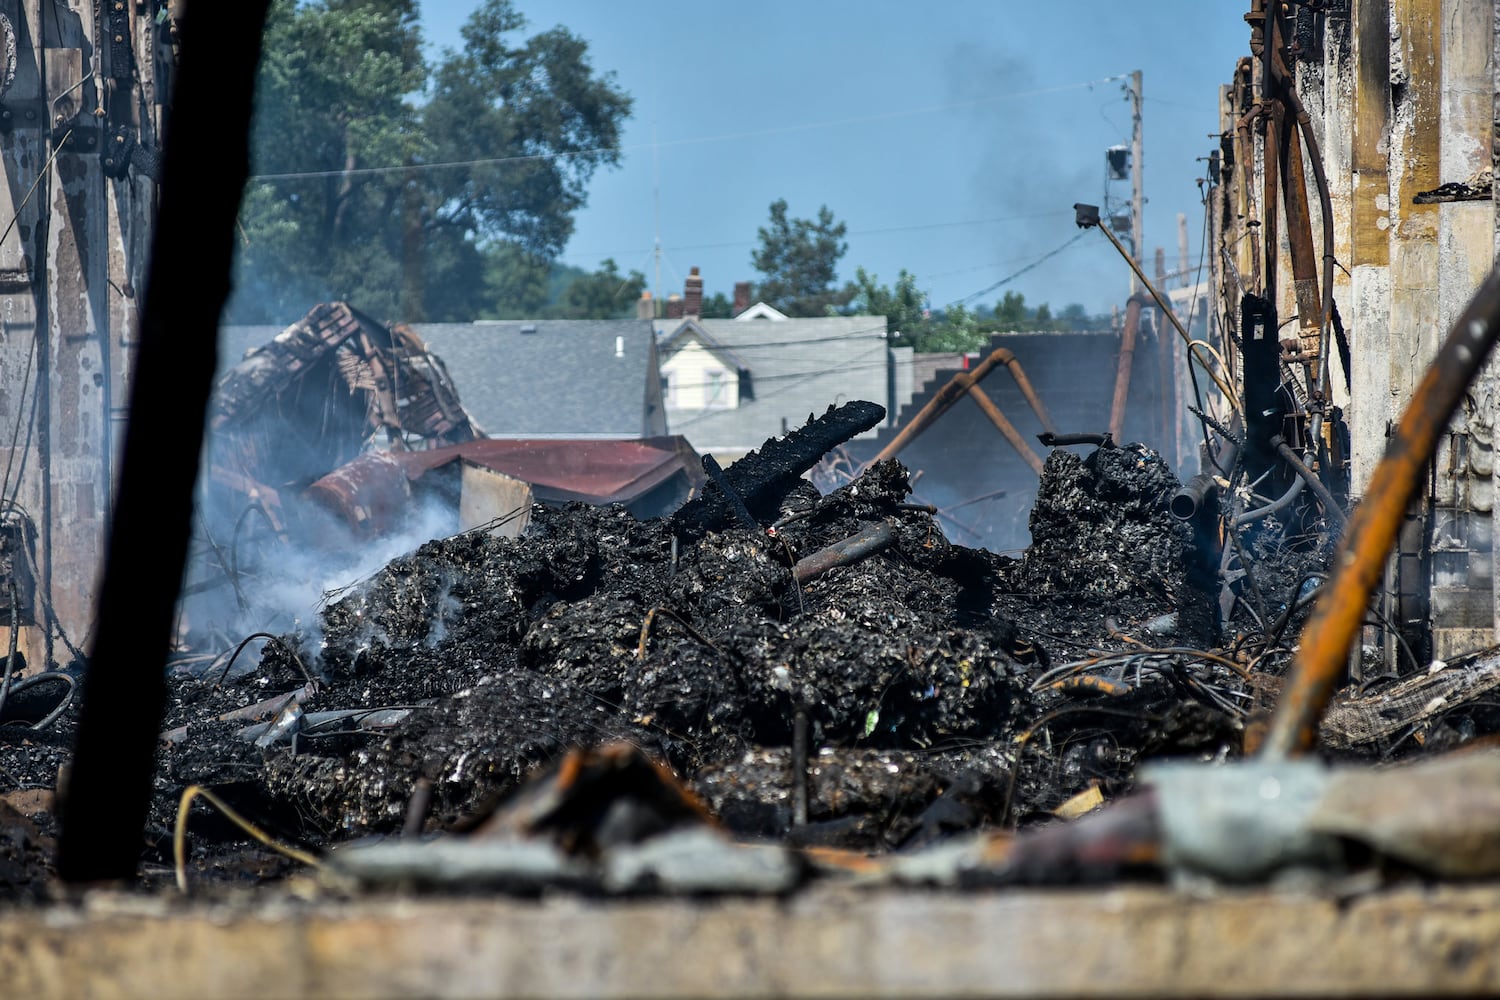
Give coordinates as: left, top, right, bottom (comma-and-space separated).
700, 292, 734, 319
547, 259, 647, 319
850, 267, 927, 343
229, 0, 631, 324
750, 200, 856, 316
916, 304, 989, 353
993, 291, 1029, 330
483, 245, 552, 318
230, 0, 426, 321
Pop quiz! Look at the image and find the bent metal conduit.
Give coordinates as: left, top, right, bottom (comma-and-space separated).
967, 384, 1045, 475
1260, 266, 1500, 759
866, 347, 1056, 473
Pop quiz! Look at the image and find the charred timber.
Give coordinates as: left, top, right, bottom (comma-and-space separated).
1038, 432, 1114, 448
700, 454, 758, 529
792, 520, 898, 584
672, 401, 884, 538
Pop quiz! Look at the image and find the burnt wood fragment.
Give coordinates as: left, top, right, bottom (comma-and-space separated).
671, 400, 884, 538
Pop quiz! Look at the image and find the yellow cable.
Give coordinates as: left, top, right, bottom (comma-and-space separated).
174, 783, 321, 893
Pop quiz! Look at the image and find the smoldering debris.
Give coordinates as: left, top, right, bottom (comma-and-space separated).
0, 406, 1391, 897
115, 415, 1271, 885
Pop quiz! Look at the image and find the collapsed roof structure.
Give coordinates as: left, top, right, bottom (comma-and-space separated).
184, 302, 705, 649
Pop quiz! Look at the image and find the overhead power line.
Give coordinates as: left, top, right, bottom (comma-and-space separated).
949, 231, 1090, 307
248, 75, 1128, 182
560, 209, 1076, 264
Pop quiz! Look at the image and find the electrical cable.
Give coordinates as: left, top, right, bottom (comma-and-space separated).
950, 231, 1090, 307
3, 671, 75, 731
251, 76, 1127, 182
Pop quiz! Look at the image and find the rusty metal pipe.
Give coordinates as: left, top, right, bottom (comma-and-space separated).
793, 520, 898, 584
968, 385, 1046, 474
1278, 113, 1323, 380
1262, 101, 1283, 308
1268, 6, 1337, 407
1235, 103, 1265, 294
1109, 296, 1146, 443
1270, 434, 1346, 529
866, 348, 1053, 467
999, 354, 1058, 437
1260, 266, 1500, 759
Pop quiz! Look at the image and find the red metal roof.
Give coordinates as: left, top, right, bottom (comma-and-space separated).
305, 437, 704, 538
387, 436, 702, 506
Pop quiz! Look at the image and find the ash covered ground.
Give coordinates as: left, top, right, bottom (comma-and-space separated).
0, 437, 1266, 894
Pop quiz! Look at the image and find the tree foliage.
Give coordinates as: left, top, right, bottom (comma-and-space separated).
750, 200, 856, 317
547, 259, 646, 319
851, 267, 925, 341
229, 0, 631, 324
849, 269, 1110, 353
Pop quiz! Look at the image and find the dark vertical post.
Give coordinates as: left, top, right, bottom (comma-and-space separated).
886, 334, 896, 427
57, 0, 271, 882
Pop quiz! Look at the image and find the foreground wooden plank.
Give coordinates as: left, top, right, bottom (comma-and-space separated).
1, 885, 1498, 998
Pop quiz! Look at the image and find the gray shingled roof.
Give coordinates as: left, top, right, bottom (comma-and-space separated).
414, 320, 661, 439
658, 315, 912, 454
219, 318, 662, 440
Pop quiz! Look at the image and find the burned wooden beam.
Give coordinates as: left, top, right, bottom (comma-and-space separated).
671, 400, 884, 538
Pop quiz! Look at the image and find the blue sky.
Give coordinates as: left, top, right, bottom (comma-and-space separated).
421, 1, 1246, 317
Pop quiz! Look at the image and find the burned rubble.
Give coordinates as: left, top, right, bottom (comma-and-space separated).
0, 392, 1375, 900
107, 405, 1271, 882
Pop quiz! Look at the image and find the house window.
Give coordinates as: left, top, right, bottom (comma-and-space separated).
704, 369, 731, 409
660, 373, 676, 407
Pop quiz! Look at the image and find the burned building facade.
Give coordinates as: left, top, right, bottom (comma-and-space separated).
1206, 0, 1500, 667
0, 2, 168, 670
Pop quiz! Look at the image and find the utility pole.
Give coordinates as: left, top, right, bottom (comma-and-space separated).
1177, 213, 1190, 289
1128, 70, 1144, 296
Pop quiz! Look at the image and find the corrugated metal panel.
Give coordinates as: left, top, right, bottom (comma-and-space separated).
306, 438, 704, 536
390, 437, 702, 506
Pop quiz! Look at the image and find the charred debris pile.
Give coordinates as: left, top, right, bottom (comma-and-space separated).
143, 401, 1275, 868
0, 400, 1381, 894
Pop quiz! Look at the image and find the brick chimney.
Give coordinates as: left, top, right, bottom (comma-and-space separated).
684, 266, 703, 319
636, 289, 654, 320
665, 293, 684, 320
732, 281, 752, 317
